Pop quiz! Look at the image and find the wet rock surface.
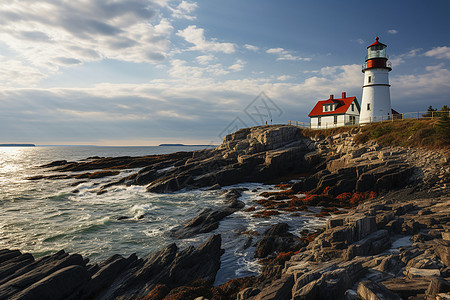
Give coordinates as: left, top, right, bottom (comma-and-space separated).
15, 125, 450, 299
244, 189, 450, 300
170, 189, 245, 238
0, 235, 223, 300
34, 125, 316, 193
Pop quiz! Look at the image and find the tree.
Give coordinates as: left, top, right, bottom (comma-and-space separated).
422, 106, 437, 118
436, 105, 450, 118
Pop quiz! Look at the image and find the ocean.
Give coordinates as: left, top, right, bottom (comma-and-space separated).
0, 146, 326, 285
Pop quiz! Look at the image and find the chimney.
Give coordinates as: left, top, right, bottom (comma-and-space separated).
330, 94, 334, 99
342, 92, 346, 98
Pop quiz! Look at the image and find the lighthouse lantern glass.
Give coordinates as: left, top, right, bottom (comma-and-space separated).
367, 44, 387, 60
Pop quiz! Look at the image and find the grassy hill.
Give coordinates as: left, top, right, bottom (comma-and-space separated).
301, 119, 450, 152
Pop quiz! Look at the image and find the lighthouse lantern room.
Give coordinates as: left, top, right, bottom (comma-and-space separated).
360, 37, 392, 124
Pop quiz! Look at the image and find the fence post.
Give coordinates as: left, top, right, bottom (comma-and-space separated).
417, 112, 419, 120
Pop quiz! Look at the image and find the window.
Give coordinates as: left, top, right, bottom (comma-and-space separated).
325, 105, 328, 112
367, 103, 371, 111
318, 117, 321, 127
351, 104, 354, 111
334, 116, 338, 124
350, 116, 356, 125
368, 76, 372, 83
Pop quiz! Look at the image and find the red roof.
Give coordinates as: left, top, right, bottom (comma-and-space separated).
368, 37, 387, 48
308, 96, 358, 117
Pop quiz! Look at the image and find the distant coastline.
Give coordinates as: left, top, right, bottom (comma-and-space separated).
0, 144, 35, 147
159, 143, 215, 147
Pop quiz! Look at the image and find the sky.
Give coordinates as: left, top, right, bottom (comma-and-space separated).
0, 0, 449, 146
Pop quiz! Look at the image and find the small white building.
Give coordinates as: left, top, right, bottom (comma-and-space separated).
308, 92, 360, 129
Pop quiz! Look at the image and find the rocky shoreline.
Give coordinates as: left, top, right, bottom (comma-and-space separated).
3, 125, 449, 299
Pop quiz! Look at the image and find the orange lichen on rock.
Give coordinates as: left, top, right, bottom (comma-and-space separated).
254, 185, 379, 216
255, 199, 272, 207
259, 189, 295, 200
143, 284, 170, 300
163, 280, 211, 300
212, 276, 256, 299
336, 192, 352, 201
274, 183, 293, 190
258, 251, 296, 265
306, 233, 319, 242
349, 191, 378, 205
315, 210, 330, 218
244, 206, 257, 212
274, 251, 296, 263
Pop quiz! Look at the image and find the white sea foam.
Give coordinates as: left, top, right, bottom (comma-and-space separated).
0, 147, 331, 287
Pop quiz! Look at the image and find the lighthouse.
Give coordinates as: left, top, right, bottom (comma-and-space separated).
360, 37, 392, 124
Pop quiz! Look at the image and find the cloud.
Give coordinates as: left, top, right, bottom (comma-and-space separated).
245, 44, 259, 51
196, 54, 215, 65
387, 29, 398, 34
176, 25, 236, 53
266, 47, 310, 61
2, 57, 449, 144
168, 59, 229, 80
389, 48, 422, 66
392, 64, 450, 98
424, 46, 450, 59
170, 1, 198, 20
277, 75, 293, 81
0, 56, 47, 86
0, 0, 173, 74
0, 62, 364, 144
228, 59, 245, 72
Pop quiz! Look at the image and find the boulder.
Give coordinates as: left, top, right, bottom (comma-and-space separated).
171, 189, 244, 238
426, 277, 450, 298
357, 280, 401, 300
11, 265, 90, 300
0, 252, 85, 299
381, 277, 430, 299
0, 253, 35, 282
292, 279, 319, 300
434, 240, 450, 267
111, 235, 224, 299
292, 259, 365, 300
255, 223, 297, 258
168, 235, 223, 285
405, 267, 440, 278
344, 230, 390, 260
0, 250, 22, 264
253, 275, 293, 300
237, 287, 260, 300
79, 254, 138, 299
353, 216, 377, 241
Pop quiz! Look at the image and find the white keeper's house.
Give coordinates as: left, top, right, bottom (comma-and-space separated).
307, 37, 398, 129
308, 92, 360, 129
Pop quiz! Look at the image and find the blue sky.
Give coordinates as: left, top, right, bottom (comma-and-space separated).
0, 0, 449, 145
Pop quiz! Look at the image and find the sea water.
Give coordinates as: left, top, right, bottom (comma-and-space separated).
0, 146, 326, 285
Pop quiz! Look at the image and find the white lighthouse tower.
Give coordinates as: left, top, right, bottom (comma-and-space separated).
360, 37, 392, 124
